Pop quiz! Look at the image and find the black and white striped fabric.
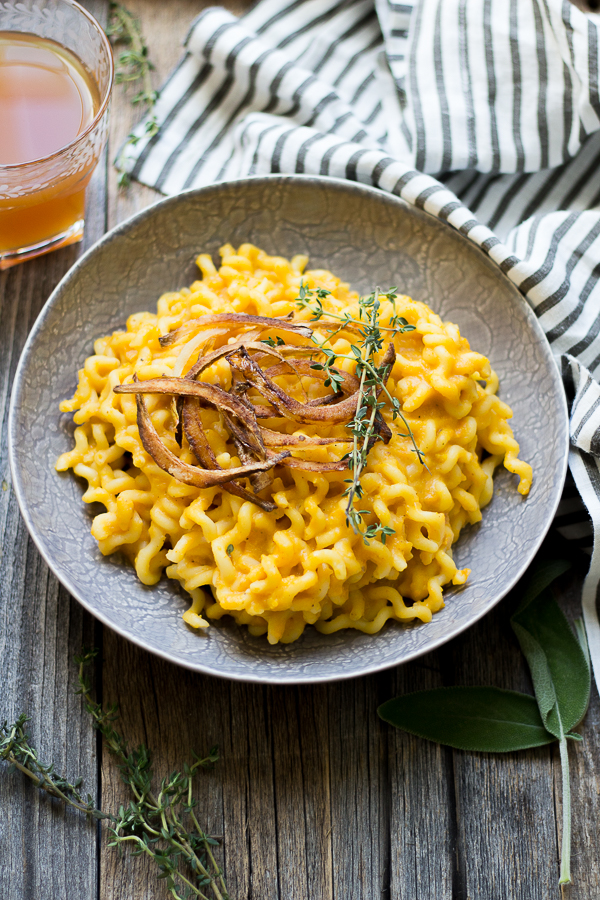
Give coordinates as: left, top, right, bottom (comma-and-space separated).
119, 0, 600, 688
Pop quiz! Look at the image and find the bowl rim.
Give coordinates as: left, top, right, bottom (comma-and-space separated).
8, 174, 570, 683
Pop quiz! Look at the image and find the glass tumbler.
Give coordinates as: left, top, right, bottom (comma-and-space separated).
0, 0, 113, 269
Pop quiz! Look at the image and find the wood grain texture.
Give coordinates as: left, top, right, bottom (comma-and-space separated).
0, 5, 106, 899
74, 1, 600, 895
387, 656, 455, 900
106, 0, 254, 231
0, 105, 102, 900
4, 2, 600, 899
100, 576, 600, 900
448, 598, 559, 899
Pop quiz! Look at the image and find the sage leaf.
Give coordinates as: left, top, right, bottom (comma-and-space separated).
574, 617, 590, 668
378, 559, 590, 888
377, 687, 555, 752
511, 567, 590, 739
516, 558, 571, 613
511, 558, 591, 886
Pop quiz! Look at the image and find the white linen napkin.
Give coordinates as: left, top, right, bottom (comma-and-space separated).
119, 0, 600, 689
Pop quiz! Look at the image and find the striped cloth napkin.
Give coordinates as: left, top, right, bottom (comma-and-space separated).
119, 0, 600, 688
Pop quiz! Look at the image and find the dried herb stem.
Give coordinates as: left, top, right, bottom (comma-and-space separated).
77, 649, 228, 900
1, 714, 108, 821
296, 282, 424, 543
107, 2, 159, 188
1, 650, 229, 900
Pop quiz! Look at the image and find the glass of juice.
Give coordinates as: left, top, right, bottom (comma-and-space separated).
0, 0, 114, 269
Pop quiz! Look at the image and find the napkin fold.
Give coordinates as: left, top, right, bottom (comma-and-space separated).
119, 0, 600, 689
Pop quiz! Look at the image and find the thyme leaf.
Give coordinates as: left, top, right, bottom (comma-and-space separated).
260, 336, 286, 348
296, 282, 424, 544
1, 650, 229, 900
107, 2, 159, 189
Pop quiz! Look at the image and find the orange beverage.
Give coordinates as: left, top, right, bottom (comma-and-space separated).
0, 0, 113, 269
0, 33, 101, 253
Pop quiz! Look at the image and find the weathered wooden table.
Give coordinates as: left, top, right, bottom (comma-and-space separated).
2, 2, 600, 898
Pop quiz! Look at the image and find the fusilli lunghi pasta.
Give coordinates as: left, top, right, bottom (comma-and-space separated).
56, 244, 532, 644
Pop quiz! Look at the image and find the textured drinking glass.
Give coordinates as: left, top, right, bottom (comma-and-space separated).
0, 0, 113, 269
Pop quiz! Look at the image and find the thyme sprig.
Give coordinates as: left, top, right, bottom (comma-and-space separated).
0, 714, 108, 820
296, 283, 424, 544
108, 2, 159, 188
1, 650, 229, 900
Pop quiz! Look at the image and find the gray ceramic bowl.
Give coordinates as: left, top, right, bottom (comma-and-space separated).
9, 176, 569, 683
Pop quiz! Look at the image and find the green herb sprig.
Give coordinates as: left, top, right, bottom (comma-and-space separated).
296, 282, 423, 544
107, 2, 159, 188
378, 559, 590, 887
1, 650, 229, 900
260, 336, 286, 349
0, 713, 109, 820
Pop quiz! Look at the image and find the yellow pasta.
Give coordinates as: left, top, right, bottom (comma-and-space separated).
56, 243, 532, 644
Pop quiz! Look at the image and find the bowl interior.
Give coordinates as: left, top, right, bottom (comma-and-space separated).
9, 176, 568, 683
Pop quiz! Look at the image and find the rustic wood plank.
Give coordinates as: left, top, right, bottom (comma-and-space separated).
99, 636, 452, 900
267, 683, 333, 900
75, 3, 600, 900
99, 631, 334, 900
98, 632, 232, 900
550, 560, 600, 899
386, 655, 455, 900
323, 675, 388, 899
445, 553, 588, 900
446, 596, 557, 899
0, 184, 104, 900
380, 542, 600, 900
0, 3, 108, 897
65, 565, 600, 900
568, 684, 600, 897
106, 0, 254, 231
102, 632, 391, 900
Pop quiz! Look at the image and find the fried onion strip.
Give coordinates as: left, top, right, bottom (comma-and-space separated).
114, 335, 397, 496
159, 313, 312, 347
172, 328, 262, 377
181, 398, 276, 511
229, 343, 396, 424
374, 411, 393, 444
136, 390, 289, 488
115, 377, 265, 456
274, 456, 348, 472
259, 427, 352, 447
230, 349, 354, 423
222, 409, 274, 494
265, 358, 360, 395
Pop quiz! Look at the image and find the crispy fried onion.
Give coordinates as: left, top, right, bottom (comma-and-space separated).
181, 397, 276, 511
238, 358, 359, 417
116, 377, 266, 451
113, 320, 397, 507
229, 343, 395, 425
184, 339, 313, 382
159, 313, 313, 347
128, 381, 289, 505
